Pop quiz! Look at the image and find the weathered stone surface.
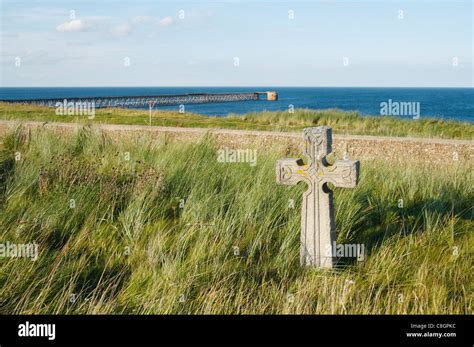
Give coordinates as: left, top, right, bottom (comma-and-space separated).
276, 127, 359, 268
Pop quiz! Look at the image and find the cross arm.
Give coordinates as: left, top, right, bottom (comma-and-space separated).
276, 158, 307, 186
322, 159, 360, 188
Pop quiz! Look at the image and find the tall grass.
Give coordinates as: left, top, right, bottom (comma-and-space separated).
232, 109, 474, 139
0, 125, 472, 314
1, 103, 473, 139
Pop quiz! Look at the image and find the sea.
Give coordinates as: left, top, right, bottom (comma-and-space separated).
0, 87, 472, 123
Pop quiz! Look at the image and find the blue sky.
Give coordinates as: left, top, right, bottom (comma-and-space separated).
0, 0, 472, 87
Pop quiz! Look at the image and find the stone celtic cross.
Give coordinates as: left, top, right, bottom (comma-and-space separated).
276, 126, 360, 268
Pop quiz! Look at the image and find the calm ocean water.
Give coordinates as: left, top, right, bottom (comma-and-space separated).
0, 87, 472, 122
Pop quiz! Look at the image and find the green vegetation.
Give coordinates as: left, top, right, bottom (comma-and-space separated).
0, 125, 472, 314
1, 102, 473, 139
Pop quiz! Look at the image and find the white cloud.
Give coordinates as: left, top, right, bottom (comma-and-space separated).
111, 22, 131, 36
132, 16, 153, 24
56, 19, 92, 32
131, 12, 213, 30
159, 16, 174, 27
132, 15, 174, 27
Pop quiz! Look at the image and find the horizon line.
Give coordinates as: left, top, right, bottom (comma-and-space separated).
1, 85, 473, 89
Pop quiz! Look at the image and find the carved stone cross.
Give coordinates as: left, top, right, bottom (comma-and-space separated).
276, 126, 360, 268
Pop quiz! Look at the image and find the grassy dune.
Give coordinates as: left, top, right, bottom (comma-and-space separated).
0, 125, 472, 314
1, 102, 473, 139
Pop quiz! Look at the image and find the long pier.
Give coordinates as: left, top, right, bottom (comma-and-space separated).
2, 91, 278, 108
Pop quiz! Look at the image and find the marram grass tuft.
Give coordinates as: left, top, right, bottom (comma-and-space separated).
0, 125, 472, 314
